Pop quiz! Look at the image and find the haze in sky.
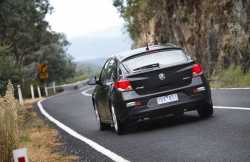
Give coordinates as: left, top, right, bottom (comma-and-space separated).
46, 0, 132, 61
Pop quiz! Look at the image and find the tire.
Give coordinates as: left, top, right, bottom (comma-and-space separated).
94, 103, 109, 131
111, 104, 125, 135
197, 102, 214, 118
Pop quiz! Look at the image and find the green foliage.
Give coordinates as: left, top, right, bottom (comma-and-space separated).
64, 75, 87, 84
113, 0, 156, 41
113, 0, 250, 77
211, 66, 250, 88
0, 0, 76, 97
0, 44, 19, 96
76, 63, 101, 78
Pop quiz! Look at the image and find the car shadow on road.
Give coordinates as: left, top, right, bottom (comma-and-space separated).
125, 113, 214, 135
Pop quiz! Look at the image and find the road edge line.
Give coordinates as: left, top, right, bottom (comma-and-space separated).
37, 100, 130, 162
214, 106, 250, 110
81, 88, 94, 97
82, 88, 250, 111
212, 88, 250, 90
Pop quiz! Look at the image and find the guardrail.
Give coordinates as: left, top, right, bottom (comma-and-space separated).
47, 80, 88, 91
16, 79, 89, 105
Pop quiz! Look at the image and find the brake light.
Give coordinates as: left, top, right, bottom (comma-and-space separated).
113, 80, 133, 91
192, 64, 203, 76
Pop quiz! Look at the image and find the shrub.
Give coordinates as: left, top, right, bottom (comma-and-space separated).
0, 81, 19, 162
211, 66, 250, 88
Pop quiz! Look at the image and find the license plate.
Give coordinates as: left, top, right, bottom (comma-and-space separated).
157, 94, 179, 105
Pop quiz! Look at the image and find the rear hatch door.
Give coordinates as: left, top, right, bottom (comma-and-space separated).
126, 62, 194, 95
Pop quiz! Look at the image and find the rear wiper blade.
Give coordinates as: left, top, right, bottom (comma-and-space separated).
133, 63, 160, 71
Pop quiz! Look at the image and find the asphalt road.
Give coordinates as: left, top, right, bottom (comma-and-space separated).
40, 86, 250, 162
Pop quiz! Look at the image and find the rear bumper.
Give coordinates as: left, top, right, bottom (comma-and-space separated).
127, 93, 208, 122
114, 76, 212, 123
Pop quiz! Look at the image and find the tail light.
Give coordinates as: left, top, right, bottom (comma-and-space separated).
192, 64, 203, 76
113, 80, 133, 91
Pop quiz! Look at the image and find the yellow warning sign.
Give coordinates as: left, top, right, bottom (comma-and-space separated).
38, 64, 48, 80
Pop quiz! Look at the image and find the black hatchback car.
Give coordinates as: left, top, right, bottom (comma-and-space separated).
88, 44, 213, 134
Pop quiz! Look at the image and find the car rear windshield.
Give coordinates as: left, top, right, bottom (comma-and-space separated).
122, 49, 189, 72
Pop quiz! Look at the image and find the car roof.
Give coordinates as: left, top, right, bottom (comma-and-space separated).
115, 44, 182, 62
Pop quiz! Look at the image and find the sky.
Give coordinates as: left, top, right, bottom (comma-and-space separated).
46, 0, 132, 61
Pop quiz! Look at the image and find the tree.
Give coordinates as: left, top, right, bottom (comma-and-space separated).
0, 44, 19, 96
0, 0, 76, 97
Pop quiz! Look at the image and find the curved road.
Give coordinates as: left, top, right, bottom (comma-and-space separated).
40, 86, 250, 162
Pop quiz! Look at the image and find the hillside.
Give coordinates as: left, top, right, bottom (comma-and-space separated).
113, 0, 250, 76
69, 27, 132, 60
76, 58, 106, 77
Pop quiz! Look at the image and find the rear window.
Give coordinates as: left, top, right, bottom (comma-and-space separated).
122, 49, 188, 72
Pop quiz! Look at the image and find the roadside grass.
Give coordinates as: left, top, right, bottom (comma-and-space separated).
18, 100, 79, 162
0, 99, 18, 162
0, 81, 19, 162
63, 75, 88, 84
211, 66, 250, 88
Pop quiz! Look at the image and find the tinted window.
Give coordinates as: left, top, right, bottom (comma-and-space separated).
100, 59, 117, 83
122, 50, 188, 72
106, 59, 116, 81
100, 60, 110, 83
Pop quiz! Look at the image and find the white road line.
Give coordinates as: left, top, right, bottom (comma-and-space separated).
38, 100, 130, 162
212, 88, 250, 90
81, 87, 94, 97
39, 85, 250, 162
81, 88, 250, 111
214, 106, 250, 110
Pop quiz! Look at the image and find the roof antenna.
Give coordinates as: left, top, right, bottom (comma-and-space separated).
146, 43, 149, 51
145, 32, 149, 50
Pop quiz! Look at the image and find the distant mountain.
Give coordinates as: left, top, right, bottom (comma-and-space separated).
76, 57, 106, 77
70, 27, 132, 77
68, 27, 132, 61
77, 57, 107, 67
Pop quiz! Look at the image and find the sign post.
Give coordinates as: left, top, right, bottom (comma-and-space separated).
44, 84, 48, 97
17, 85, 24, 105
37, 85, 42, 98
37, 64, 48, 97
30, 84, 35, 100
